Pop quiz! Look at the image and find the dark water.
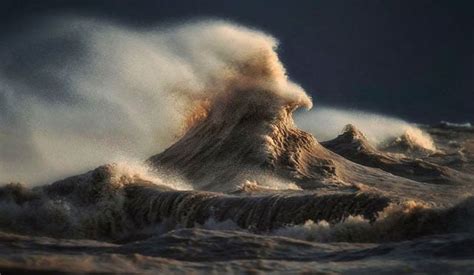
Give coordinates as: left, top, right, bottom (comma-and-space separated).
0, 122, 473, 274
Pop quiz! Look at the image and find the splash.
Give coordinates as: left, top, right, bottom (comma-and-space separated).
382, 127, 437, 153
0, 17, 311, 185
273, 198, 474, 242
295, 106, 435, 151
107, 160, 193, 191
237, 179, 302, 192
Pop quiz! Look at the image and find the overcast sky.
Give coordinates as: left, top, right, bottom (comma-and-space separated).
1, 0, 472, 123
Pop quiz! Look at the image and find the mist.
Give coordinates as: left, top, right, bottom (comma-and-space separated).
295, 106, 435, 149
0, 16, 310, 184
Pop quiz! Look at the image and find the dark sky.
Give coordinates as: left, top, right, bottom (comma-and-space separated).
1, 0, 472, 123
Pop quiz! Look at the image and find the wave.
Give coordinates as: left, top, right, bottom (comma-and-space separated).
0, 17, 473, 267
0, 163, 192, 239
2, 166, 472, 244
0, 164, 391, 241
321, 124, 472, 185
437, 121, 473, 130
274, 196, 474, 242
295, 106, 436, 151
0, 17, 310, 185
379, 127, 437, 155
144, 75, 453, 194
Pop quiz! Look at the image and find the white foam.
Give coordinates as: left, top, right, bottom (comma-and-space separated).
295, 106, 435, 150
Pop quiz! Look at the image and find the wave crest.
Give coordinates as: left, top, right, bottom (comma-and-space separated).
0, 17, 311, 185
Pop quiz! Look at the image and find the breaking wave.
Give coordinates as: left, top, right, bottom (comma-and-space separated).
0, 17, 310, 185
2, 167, 473, 243
274, 197, 474, 242
1, 17, 474, 275
295, 106, 436, 151
437, 121, 473, 129
0, 164, 388, 241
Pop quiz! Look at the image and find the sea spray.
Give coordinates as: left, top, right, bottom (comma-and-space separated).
0, 17, 310, 184
295, 106, 435, 151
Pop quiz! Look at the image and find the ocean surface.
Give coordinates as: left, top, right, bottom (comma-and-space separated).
0, 18, 473, 274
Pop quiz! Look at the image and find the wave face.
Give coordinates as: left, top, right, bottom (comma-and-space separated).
1, 17, 474, 274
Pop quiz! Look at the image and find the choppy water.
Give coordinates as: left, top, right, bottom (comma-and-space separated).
1, 121, 473, 274
1, 17, 473, 274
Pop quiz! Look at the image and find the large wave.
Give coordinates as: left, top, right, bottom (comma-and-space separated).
0, 17, 310, 185
1, 14, 473, 248
1, 167, 472, 243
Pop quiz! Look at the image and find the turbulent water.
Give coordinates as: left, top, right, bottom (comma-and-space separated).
1, 17, 473, 274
